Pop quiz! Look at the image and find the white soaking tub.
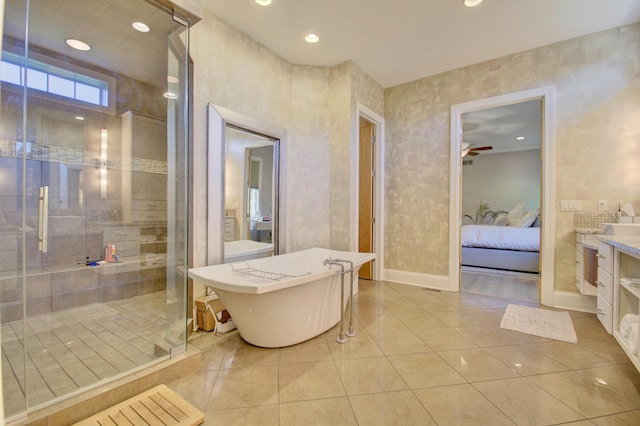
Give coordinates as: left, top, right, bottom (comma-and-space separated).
188, 247, 375, 347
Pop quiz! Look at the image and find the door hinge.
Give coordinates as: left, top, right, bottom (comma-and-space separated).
371, 170, 375, 178
371, 135, 376, 143
372, 217, 376, 224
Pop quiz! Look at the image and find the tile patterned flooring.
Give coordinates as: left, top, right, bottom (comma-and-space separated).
172, 280, 640, 425
1, 291, 167, 417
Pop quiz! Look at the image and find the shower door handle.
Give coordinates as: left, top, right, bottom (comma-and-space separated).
38, 186, 49, 253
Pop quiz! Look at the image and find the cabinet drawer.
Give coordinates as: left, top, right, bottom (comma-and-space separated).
103, 226, 140, 242
597, 294, 613, 334
132, 200, 167, 211
597, 267, 613, 304
597, 241, 613, 273
131, 210, 167, 222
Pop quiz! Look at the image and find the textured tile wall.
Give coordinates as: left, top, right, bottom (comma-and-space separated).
190, 12, 381, 269
384, 23, 640, 291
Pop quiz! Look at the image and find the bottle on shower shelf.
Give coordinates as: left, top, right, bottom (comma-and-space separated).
105, 241, 113, 262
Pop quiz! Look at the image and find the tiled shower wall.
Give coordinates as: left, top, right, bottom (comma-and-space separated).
384, 23, 640, 291
0, 263, 166, 323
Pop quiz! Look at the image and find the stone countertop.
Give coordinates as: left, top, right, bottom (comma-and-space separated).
597, 235, 640, 258
575, 228, 604, 234
583, 240, 599, 250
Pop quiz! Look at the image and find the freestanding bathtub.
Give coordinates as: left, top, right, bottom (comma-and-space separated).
188, 247, 376, 347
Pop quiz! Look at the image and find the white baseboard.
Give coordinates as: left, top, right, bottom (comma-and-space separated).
383, 268, 451, 291
550, 291, 597, 313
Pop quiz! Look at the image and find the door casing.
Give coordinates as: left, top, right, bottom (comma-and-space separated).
449, 86, 556, 307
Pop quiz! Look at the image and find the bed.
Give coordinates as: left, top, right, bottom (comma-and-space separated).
461, 224, 540, 273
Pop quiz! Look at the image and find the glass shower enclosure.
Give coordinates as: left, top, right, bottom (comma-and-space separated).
0, 0, 190, 420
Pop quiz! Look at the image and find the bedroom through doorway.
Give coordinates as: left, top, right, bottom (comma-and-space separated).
459, 99, 542, 302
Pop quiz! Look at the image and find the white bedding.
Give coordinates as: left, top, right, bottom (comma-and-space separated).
461, 225, 540, 252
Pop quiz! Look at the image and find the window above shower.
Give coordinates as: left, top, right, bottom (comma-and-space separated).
0, 48, 116, 114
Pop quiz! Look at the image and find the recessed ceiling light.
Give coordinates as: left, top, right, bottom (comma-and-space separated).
516, 136, 525, 141
163, 91, 178, 100
132, 22, 150, 33
255, 0, 272, 6
65, 38, 91, 51
305, 33, 319, 44
463, 0, 483, 7
167, 75, 179, 84
74, 116, 85, 121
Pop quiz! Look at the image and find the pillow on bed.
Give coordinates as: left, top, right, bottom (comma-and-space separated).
517, 210, 538, 228
508, 203, 525, 226
494, 214, 509, 226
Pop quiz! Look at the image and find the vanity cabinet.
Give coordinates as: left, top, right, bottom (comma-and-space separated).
225, 217, 236, 242
596, 241, 614, 332
575, 233, 598, 296
612, 245, 640, 372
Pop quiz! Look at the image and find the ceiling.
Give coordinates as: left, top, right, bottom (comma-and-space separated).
3, 0, 175, 89
202, 0, 640, 88
463, 99, 541, 154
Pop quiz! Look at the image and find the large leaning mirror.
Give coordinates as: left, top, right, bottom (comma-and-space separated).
207, 104, 284, 265
224, 126, 279, 263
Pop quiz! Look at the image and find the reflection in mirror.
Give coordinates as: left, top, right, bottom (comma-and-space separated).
224, 125, 279, 263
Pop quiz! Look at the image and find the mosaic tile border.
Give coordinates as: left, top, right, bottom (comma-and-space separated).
0, 139, 167, 175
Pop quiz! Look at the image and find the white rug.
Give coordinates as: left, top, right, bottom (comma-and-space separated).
500, 304, 577, 344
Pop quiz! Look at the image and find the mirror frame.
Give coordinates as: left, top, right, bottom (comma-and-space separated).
207, 103, 286, 265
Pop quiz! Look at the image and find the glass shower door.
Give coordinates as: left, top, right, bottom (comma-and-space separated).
1, 0, 190, 420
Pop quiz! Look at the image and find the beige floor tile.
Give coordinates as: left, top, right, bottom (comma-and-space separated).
387, 352, 467, 389
368, 329, 432, 355
279, 397, 358, 426
380, 299, 425, 314
576, 336, 631, 364
473, 296, 517, 309
438, 348, 519, 382
334, 356, 408, 395
165, 370, 217, 412
413, 327, 478, 351
391, 286, 442, 300
474, 377, 584, 424
358, 313, 408, 333
207, 365, 278, 410
205, 405, 279, 425
414, 384, 514, 425
467, 308, 505, 325
457, 325, 546, 347
194, 341, 228, 373
439, 296, 489, 310
528, 364, 640, 418
591, 409, 640, 425
327, 332, 384, 360
220, 342, 279, 369
278, 338, 332, 365
394, 311, 448, 329
349, 390, 437, 425
522, 341, 616, 369
413, 298, 460, 312
431, 310, 485, 327
573, 316, 612, 339
278, 361, 346, 402
484, 345, 570, 376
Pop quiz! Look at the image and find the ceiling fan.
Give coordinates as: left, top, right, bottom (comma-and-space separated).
462, 142, 492, 157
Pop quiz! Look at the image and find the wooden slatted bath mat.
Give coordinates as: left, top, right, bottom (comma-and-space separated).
74, 384, 204, 426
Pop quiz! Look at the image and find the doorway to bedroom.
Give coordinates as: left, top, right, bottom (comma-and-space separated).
449, 86, 555, 305
460, 99, 542, 302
